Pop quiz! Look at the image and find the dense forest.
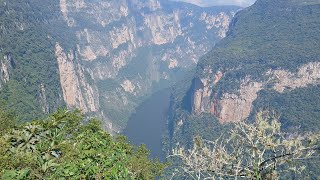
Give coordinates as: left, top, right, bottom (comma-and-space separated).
167, 0, 320, 146
0, 0, 78, 122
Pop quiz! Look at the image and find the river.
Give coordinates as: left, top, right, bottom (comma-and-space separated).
123, 88, 171, 161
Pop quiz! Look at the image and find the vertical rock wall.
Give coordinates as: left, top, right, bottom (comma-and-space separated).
190, 62, 320, 123
55, 43, 99, 113
0, 54, 13, 88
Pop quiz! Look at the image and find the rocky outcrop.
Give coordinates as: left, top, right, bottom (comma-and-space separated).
192, 68, 220, 114
0, 54, 14, 88
269, 62, 320, 92
121, 80, 136, 94
191, 62, 320, 123
218, 80, 262, 123
39, 83, 49, 113
167, 1, 320, 162
61, 0, 238, 79
144, 11, 182, 45
199, 12, 233, 38
55, 43, 99, 113
109, 26, 136, 49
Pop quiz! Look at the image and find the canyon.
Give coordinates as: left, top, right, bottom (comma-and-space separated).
191, 62, 320, 123
54, 0, 240, 132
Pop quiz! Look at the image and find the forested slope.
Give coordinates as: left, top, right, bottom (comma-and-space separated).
0, 0, 75, 121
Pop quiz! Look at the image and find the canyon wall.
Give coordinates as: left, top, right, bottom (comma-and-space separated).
191, 62, 320, 123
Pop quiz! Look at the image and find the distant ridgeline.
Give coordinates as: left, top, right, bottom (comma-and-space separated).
167, 0, 320, 153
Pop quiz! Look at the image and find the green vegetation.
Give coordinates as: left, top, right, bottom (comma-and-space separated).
169, 0, 320, 145
253, 85, 320, 132
198, 0, 320, 92
0, 0, 77, 121
0, 109, 167, 179
0, 109, 16, 135
165, 0, 320, 178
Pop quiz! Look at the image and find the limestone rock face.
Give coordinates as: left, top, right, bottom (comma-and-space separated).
191, 62, 320, 123
199, 12, 233, 38
218, 81, 262, 123
121, 80, 136, 94
144, 11, 182, 45
55, 43, 99, 113
0, 54, 13, 88
57, 0, 240, 131
269, 62, 320, 92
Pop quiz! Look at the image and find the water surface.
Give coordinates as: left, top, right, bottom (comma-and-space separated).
123, 88, 171, 161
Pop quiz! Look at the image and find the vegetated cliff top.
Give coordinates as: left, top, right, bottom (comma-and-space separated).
197, 0, 320, 79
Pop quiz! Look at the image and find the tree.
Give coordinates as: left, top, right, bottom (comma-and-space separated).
171, 111, 320, 179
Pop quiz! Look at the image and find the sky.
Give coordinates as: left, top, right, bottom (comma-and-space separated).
173, 0, 256, 7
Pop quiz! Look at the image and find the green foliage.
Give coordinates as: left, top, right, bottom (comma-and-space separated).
1, 169, 30, 180
0, 110, 167, 179
165, 0, 320, 178
173, 113, 232, 150
168, 0, 320, 151
0, 0, 77, 121
0, 109, 16, 135
253, 85, 320, 132
198, 0, 320, 91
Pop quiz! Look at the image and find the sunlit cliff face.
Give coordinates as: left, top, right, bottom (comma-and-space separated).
191, 62, 320, 123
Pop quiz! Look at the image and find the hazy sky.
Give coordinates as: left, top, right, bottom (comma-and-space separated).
173, 0, 256, 7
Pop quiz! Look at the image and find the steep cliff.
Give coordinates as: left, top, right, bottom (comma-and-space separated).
55, 43, 99, 113
56, 0, 240, 131
168, 0, 320, 148
191, 62, 320, 123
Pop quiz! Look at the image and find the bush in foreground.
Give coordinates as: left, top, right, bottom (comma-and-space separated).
172, 111, 320, 179
0, 109, 167, 179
